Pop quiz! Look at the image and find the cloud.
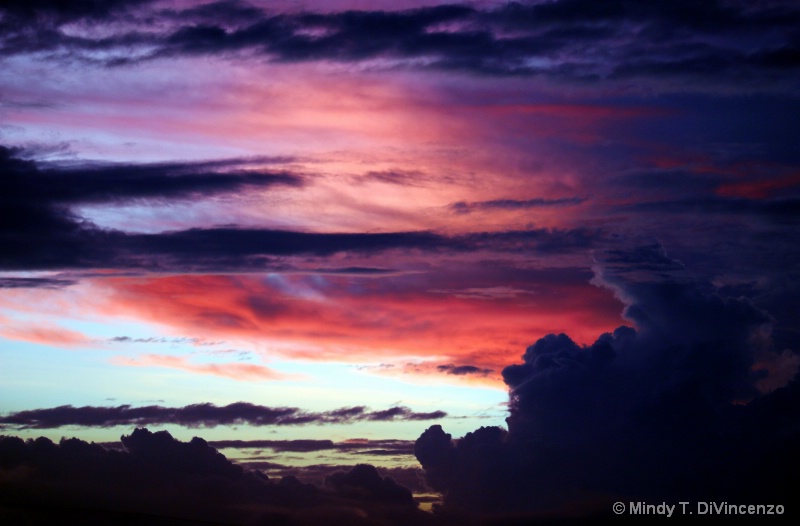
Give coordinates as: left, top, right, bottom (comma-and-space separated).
0, 277, 76, 289
1, 1, 798, 90
0, 145, 300, 271
0, 145, 604, 276
94, 268, 624, 374
0, 145, 301, 206
0, 428, 427, 525
435, 286, 532, 300
365, 406, 447, 422
210, 437, 415, 455
0, 402, 447, 429
415, 245, 800, 517
0, 0, 154, 26
212, 438, 337, 453
109, 335, 200, 344
355, 170, 431, 187
449, 197, 586, 214
27, 162, 301, 205
326, 464, 414, 505
0, 321, 94, 348
240, 461, 429, 495
436, 364, 493, 376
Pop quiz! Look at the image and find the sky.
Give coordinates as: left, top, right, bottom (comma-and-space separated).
1, 0, 799, 524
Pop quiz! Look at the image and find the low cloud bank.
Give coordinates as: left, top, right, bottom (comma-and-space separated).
0, 428, 430, 526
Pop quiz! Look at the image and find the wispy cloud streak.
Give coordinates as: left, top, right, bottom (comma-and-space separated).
0, 402, 447, 429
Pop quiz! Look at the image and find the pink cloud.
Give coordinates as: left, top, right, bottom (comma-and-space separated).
112, 354, 290, 382
98, 272, 625, 383
0, 321, 94, 349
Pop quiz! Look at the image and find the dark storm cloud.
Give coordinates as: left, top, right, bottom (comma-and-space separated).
415, 245, 800, 517
0, 402, 447, 429
2, 1, 799, 89
448, 197, 586, 214
0, 428, 428, 526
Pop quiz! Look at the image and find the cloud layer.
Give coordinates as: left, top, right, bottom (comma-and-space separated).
1, 0, 798, 91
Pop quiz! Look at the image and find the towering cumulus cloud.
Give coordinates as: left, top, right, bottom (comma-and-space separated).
415, 245, 799, 517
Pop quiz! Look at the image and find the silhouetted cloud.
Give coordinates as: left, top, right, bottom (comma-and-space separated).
326, 464, 414, 505
0, 428, 428, 525
0, 402, 447, 429
415, 245, 800, 518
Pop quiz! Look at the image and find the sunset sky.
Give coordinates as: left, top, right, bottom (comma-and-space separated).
1, 0, 799, 523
